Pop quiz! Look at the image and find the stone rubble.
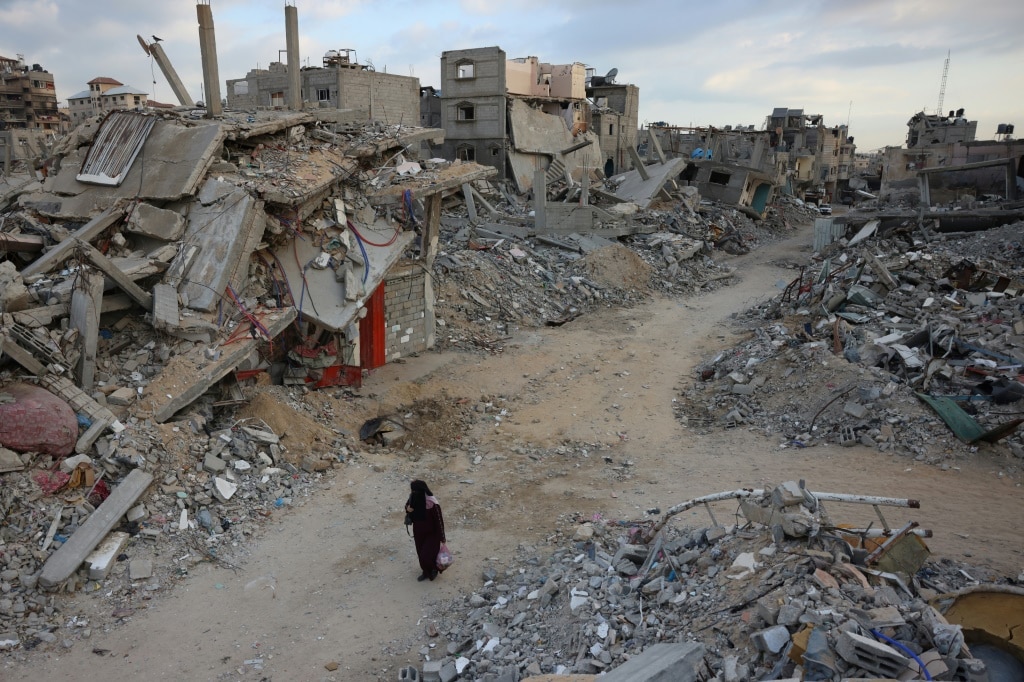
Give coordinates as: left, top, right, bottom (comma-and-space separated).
678, 220, 1024, 467
414, 483, 1017, 681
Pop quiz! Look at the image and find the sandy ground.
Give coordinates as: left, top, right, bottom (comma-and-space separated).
5, 220, 1022, 681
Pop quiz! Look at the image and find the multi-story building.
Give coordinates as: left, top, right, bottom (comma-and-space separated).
766, 107, 856, 203
587, 78, 639, 178
66, 77, 149, 125
0, 54, 59, 131
437, 46, 638, 192
225, 50, 419, 127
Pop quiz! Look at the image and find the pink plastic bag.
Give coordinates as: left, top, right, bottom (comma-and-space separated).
436, 543, 453, 572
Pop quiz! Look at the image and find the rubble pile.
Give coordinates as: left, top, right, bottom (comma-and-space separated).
0, 396, 349, 651
429, 194, 810, 353
420, 482, 1021, 681
677, 221, 1024, 466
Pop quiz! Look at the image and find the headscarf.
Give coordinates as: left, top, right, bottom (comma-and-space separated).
408, 479, 435, 521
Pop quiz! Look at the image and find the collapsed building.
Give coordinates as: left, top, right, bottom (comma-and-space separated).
642, 123, 783, 219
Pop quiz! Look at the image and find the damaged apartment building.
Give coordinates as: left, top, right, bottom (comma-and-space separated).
436, 46, 639, 194
767, 107, 856, 204
879, 107, 1024, 204
1, 54, 63, 177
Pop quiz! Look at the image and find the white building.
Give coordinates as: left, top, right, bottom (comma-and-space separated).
67, 77, 148, 125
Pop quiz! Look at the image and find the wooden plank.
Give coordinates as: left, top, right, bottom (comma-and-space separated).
21, 206, 122, 278
80, 241, 153, 311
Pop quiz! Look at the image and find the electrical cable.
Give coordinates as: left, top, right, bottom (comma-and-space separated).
346, 219, 399, 248
348, 227, 370, 284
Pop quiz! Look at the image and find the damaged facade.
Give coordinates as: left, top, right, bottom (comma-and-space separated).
0, 54, 60, 132
643, 123, 783, 218
767, 107, 856, 204
438, 46, 638, 194
879, 107, 1024, 202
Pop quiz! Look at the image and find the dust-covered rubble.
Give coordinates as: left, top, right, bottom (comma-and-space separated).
413, 482, 1022, 681
676, 221, 1024, 471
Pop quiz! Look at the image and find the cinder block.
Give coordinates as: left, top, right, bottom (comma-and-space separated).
835, 630, 910, 678
398, 666, 420, 682
422, 660, 442, 682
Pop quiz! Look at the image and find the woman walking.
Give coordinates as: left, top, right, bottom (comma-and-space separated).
405, 480, 445, 581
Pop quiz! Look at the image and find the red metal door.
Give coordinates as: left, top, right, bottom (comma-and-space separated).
359, 283, 386, 369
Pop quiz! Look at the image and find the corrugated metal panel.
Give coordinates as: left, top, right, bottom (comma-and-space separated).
813, 217, 844, 252
77, 111, 156, 186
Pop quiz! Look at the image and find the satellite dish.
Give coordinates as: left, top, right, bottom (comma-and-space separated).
605, 67, 618, 84
137, 34, 152, 56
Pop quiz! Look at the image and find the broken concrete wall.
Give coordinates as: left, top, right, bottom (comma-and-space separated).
172, 179, 265, 312
507, 98, 602, 194
384, 264, 432, 360
506, 56, 542, 97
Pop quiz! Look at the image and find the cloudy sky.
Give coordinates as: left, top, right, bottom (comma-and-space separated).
2, 0, 1021, 151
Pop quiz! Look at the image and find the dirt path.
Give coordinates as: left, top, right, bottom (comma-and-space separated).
7, 222, 1022, 681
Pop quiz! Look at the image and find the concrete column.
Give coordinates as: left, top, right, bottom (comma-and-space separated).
285, 4, 302, 111
533, 169, 547, 231
917, 173, 930, 208
1006, 158, 1019, 201
423, 194, 442, 268
196, 2, 223, 117
150, 42, 195, 107
70, 269, 104, 391
628, 145, 650, 180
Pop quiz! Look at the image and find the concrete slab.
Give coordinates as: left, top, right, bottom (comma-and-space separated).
43, 120, 224, 218
126, 203, 186, 240
506, 99, 602, 194
173, 180, 264, 312
610, 158, 687, 209
274, 224, 414, 332
140, 306, 297, 422
39, 469, 153, 588
602, 642, 705, 682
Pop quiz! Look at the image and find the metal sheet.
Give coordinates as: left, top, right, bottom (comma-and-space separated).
77, 111, 156, 186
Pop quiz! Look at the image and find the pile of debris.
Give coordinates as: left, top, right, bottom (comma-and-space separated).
429, 188, 811, 354
416, 482, 1023, 681
0, 385, 352, 651
677, 220, 1024, 465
